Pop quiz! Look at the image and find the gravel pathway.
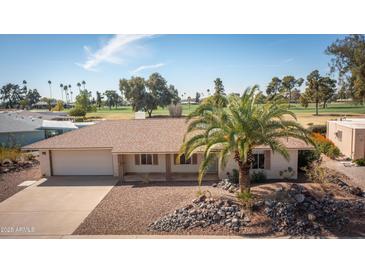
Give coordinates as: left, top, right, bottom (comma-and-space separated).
0, 164, 41, 203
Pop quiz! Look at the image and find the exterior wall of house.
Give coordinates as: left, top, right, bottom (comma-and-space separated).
0, 130, 45, 147
39, 149, 51, 177
218, 149, 299, 180
112, 154, 119, 177
354, 129, 365, 160
327, 122, 355, 159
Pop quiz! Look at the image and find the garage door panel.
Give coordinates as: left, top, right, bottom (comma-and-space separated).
52, 150, 113, 175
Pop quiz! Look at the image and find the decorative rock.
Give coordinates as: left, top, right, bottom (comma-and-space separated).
307, 213, 316, 222
294, 194, 305, 203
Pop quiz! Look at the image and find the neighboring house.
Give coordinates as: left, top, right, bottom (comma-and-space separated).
23, 118, 312, 181
0, 111, 93, 147
327, 118, 365, 160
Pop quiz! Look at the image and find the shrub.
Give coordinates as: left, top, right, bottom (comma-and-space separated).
69, 107, 86, 117
354, 158, 365, 166
51, 100, 64, 111
302, 162, 331, 184
311, 133, 340, 159
168, 104, 182, 117
279, 167, 295, 179
307, 124, 327, 135
251, 170, 266, 183
0, 147, 21, 163
227, 169, 239, 185
298, 150, 320, 168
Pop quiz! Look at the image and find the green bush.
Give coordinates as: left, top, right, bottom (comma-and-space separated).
307, 124, 327, 135
354, 158, 365, 166
298, 150, 320, 168
69, 107, 86, 117
326, 145, 341, 159
251, 170, 266, 183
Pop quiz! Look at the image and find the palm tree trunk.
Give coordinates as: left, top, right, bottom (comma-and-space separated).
234, 150, 253, 193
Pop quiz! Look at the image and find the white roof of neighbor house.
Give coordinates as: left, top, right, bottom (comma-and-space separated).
0, 111, 43, 133
328, 119, 365, 129
41, 120, 78, 129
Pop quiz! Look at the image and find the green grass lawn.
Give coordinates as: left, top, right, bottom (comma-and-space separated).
85, 102, 365, 126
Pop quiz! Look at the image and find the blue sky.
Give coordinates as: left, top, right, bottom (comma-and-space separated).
0, 34, 344, 99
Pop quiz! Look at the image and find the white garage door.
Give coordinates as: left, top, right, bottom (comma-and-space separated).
51, 150, 113, 175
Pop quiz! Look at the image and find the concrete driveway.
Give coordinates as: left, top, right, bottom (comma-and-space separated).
0, 176, 117, 237
322, 158, 365, 190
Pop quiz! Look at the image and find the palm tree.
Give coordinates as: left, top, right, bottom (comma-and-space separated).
180, 86, 311, 194
82, 80, 86, 90
60, 84, 64, 101
22, 80, 27, 92
48, 80, 52, 99
63, 85, 68, 103
68, 84, 73, 102
77, 82, 81, 92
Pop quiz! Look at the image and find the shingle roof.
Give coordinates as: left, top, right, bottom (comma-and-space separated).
23, 118, 313, 152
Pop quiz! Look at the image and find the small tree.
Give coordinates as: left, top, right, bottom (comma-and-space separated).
96, 91, 103, 109
52, 100, 64, 111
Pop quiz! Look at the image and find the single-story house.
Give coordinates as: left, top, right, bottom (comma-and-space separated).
327, 118, 365, 160
23, 118, 312, 182
0, 111, 93, 147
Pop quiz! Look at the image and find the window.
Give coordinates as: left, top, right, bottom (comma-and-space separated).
252, 153, 265, 169
135, 154, 158, 165
174, 154, 198, 165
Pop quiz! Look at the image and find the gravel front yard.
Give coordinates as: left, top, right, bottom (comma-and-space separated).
0, 164, 41, 203
74, 180, 365, 238
73, 181, 279, 236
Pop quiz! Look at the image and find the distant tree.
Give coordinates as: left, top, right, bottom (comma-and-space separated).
195, 92, 201, 103
266, 77, 282, 96
48, 80, 52, 98
104, 90, 119, 110
96, 91, 103, 109
168, 84, 180, 105
75, 89, 93, 112
326, 34, 365, 103
291, 88, 301, 103
68, 85, 73, 102
302, 70, 337, 115
120, 77, 147, 112
63, 85, 69, 103
77, 82, 81, 92
281, 76, 304, 108
120, 73, 179, 117
204, 78, 228, 107
60, 83, 64, 101
82, 80, 86, 90
0, 83, 26, 108
26, 89, 41, 107
146, 73, 175, 107
320, 76, 337, 108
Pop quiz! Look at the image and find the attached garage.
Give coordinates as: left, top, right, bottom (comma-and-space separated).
51, 150, 113, 175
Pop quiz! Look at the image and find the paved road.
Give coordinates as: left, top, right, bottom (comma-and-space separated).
0, 176, 116, 237
323, 158, 365, 190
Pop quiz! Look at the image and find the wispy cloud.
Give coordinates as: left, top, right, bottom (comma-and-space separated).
131, 63, 165, 74
77, 34, 155, 71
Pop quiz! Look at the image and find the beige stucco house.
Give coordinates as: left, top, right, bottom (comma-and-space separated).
23, 118, 312, 182
327, 118, 365, 160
